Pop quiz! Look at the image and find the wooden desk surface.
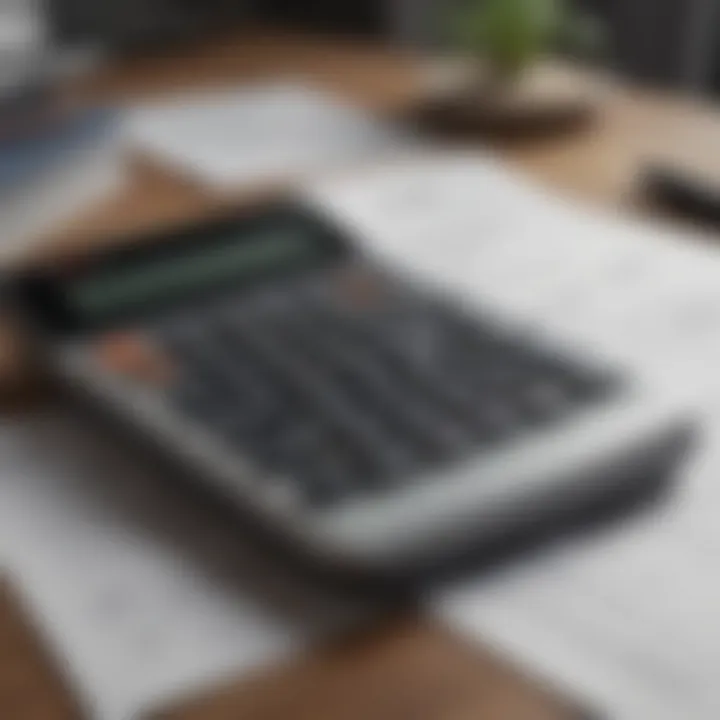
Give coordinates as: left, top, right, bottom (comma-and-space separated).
153, 617, 582, 720
8, 26, 720, 720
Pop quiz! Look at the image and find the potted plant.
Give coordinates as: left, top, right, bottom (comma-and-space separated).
420, 0, 606, 138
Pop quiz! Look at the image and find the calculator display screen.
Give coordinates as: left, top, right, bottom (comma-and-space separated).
69, 227, 320, 322
11, 207, 347, 335
25, 208, 347, 331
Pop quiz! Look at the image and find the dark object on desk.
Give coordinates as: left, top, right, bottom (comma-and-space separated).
642, 165, 720, 224
8, 202, 696, 586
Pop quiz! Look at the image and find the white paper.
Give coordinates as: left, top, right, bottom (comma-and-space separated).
128, 83, 418, 189
0, 413, 371, 719
309, 152, 720, 392
308, 153, 720, 720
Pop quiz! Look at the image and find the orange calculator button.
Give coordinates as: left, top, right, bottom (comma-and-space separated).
94, 332, 176, 386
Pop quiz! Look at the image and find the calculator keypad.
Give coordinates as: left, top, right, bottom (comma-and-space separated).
156, 268, 616, 508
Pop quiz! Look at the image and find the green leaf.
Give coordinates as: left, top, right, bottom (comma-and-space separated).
449, 0, 567, 77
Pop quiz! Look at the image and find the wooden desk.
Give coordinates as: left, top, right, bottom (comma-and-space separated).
7, 27, 720, 720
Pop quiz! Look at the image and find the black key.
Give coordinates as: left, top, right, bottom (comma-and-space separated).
311, 305, 508, 442
218, 317, 418, 480
282, 316, 473, 459
164, 326, 291, 439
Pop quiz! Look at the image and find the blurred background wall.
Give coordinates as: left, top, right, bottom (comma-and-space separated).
609, 0, 719, 90
48, 0, 250, 48
43, 0, 720, 93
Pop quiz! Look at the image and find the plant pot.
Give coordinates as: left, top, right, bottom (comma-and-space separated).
413, 61, 599, 141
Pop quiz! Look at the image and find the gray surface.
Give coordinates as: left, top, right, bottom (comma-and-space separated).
612, 0, 718, 89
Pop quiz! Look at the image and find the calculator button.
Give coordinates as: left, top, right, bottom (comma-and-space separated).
95, 332, 175, 386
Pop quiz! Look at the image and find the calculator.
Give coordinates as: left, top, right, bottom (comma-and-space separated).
9, 200, 695, 581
